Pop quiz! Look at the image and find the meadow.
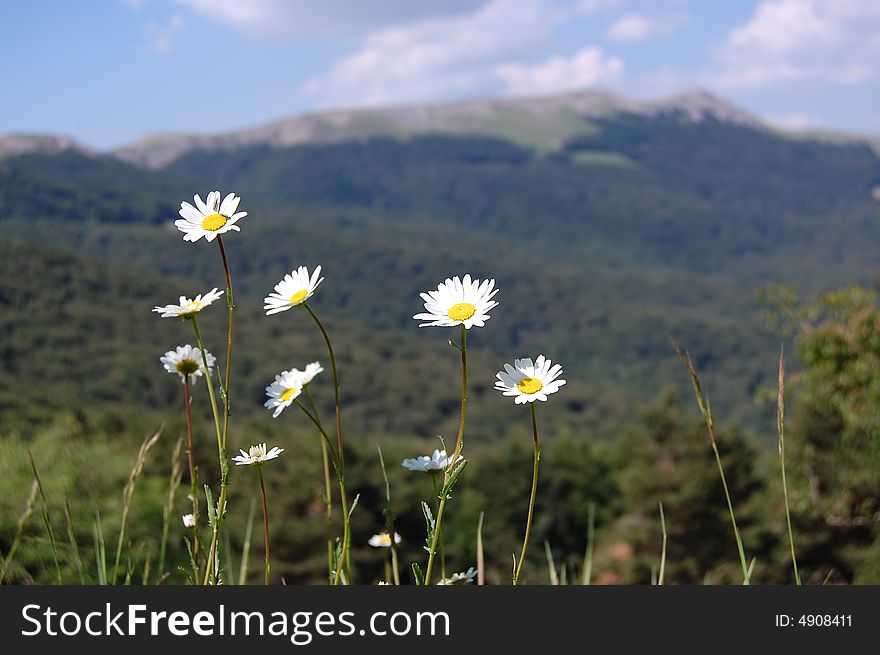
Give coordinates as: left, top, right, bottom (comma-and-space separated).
1, 114, 879, 585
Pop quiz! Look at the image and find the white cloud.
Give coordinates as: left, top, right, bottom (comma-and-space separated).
497, 47, 623, 95
712, 0, 880, 88
146, 13, 185, 53
302, 0, 556, 106
606, 12, 690, 43
174, 0, 488, 40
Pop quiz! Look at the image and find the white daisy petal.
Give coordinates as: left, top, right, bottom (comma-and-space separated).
413, 274, 499, 330
175, 191, 247, 243
494, 355, 566, 404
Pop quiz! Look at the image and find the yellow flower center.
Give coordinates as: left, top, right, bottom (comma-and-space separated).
281, 387, 298, 402
289, 289, 308, 304
448, 302, 476, 321
376, 534, 392, 546
517, 377, 543, 394
201, 213, 228, 231
175, 359, 200, 376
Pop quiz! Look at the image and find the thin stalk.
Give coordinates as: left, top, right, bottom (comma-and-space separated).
94, 511, 107, 585
158, 438, 184, 583
673, 340, 750, 585
306, 385, 334, 582
377, 448, 400, 585
581, 502, 595, 585
63, 496, 85, 584
476, 511, 485, 585
28, 452, 62, 584
431, 475, 446, 581
777, 346, 801, 585
295, 400, 350, 585
256, 465, 271, 585
304, 303, 344, 462
112, 428, 161, 585
658, 501, 667, 586
238, 498, 257, 585
216, 236, 234, 451
190, 316, 228, 585
425, 324, 467, 584
0, 480, 37, 584
303, 302, 350, 580
182, 379, 202, 574
513, 403, 540, 585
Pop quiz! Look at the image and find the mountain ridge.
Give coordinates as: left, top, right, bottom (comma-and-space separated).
5, 88, 877, 169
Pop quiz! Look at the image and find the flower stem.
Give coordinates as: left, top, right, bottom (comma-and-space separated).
295, 400, 350, 585
431, 475, 446, 581
183, 378, 201, 577
303, 303, 350, 580
425, 324, 467, 584
304, 303, 344, 462
513, 403, 540, 585
306, 385, 335, 583
256, 465, 271, 586
216, 236, 234, 451
190, 317, 228, 585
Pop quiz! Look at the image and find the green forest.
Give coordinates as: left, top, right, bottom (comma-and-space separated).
1, 111, 879, 584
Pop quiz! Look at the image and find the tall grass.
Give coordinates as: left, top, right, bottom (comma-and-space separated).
673, 339, 751, 585
777, 346, 801, 584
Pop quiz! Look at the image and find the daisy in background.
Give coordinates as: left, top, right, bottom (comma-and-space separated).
368, 532, 402, 548
495, 355, 566, 404
495, 355, 566, 585
160, 345, 215, 385
175, 191, 247, 243
153, 288, 224, 319
232, 443, 282, 585
437, 567, 477, 585
182, 514, 196, 529
402, 448, 462, 474
413, 274, 499, 329
264, 266, 324, 315
264, 364, 322, 418
232, 443, 285, 466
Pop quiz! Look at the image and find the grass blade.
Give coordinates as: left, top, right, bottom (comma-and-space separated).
672, 338, 751, 585
28, 451, 62, 583
238, 498, 257, 585
658, 501, 667, 586
544, 541, 559, 585
476, 511, 485, 586
112, 427, 162, 585
93, 511, 107, 585
581, 502, 596, 585
63, 496, 85, 584
777, 345, 801, 585
0, 480, 38, 584
158, 437, 184, 584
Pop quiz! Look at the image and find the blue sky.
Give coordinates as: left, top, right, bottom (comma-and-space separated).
1, 0, 878, 148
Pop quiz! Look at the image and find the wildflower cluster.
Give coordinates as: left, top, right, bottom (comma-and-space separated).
152, 191, 567, 585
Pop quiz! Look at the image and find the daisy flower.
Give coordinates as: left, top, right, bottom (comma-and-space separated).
368, 532, 402, 548
402, 448, 462, 474
160, 344, 215, 385
182, 514, 196, 528
264, 266, 324, 315
175, 191, 247, 243
437, 567, 477, 585
153, 288, 224, 319
495, 355, 566, 404
263, 368, 314, 418
413, 274, 499, 329
232, 443, 284, 466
